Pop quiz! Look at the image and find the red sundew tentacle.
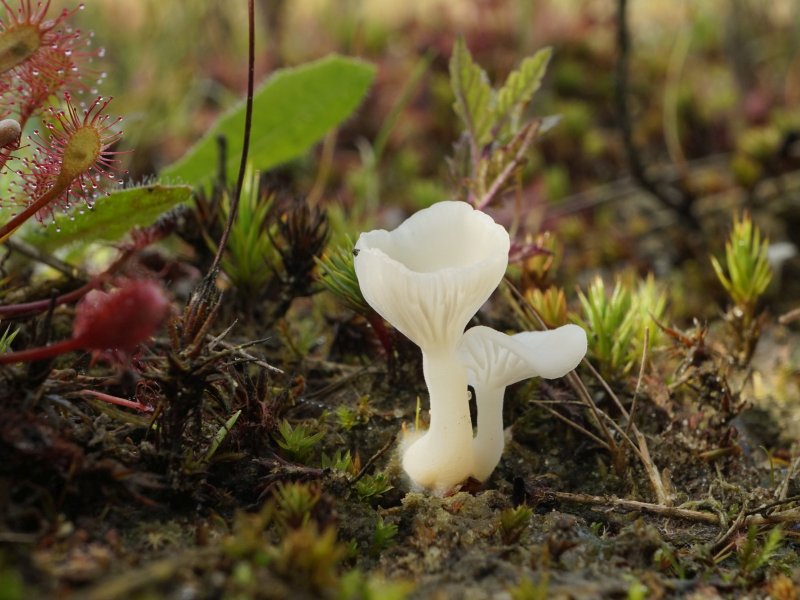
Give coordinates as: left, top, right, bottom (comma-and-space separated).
9, 94, 127, 225
0, 2, 97, 118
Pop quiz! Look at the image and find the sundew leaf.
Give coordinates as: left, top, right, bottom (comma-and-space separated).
495, 47, 552, 137
23, 184, 193, 252
450, 36, 495, 147
160, 55, 375, 186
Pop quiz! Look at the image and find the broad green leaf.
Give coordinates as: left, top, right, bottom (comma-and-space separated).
449, 36, 494, 146
23, 184, 192, 252
160, 54, 375, 186
495, 47, 552, 138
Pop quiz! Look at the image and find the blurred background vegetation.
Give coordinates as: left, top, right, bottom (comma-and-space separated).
52, 0, 800, 321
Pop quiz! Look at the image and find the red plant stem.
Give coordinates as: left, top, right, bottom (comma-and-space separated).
0, 180, 67, 243
0, 336, 81, 364
80, 389, 153, 413
367, 313, 394, 358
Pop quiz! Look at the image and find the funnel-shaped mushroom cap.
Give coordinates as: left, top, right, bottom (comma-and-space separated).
354, 201, 510, 349
458, 324, 587, 386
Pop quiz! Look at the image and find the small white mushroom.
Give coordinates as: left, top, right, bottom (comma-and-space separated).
354, 201, 510, 492
457, 324, 587, 482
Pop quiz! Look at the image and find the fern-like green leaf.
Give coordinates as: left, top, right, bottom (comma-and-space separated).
450, 36, 495, 146
495, 47, 552, 138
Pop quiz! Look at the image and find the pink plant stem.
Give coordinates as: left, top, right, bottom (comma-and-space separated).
0, 183, 64, 243
79, 389, 153, 413
0, 336, 80, 364
366, 313, 394, 358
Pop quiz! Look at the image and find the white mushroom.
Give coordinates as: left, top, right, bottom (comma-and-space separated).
354, 201, 510, 492
457, 324, 587, 482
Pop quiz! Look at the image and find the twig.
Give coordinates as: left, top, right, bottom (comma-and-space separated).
533, 401, 611, 450
540, 489, 800, 528
504, 279, 670, 504
627, 327, 649, 435
540, 489, 718, 524
217, 339, 284, 374
712, 503, 748, 554
3, 238, 87, 280
351, 435, 395, 484
582, 357, 671, 506
775, 454, 800, 501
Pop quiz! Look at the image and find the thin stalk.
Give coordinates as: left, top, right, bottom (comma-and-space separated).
541, 489, 800, 528
476, 120, 540, 210
210, 0, 255, 273
0, 182, 65, 243
80, 389, 153, 413
614, 0, 699, 231
0, 336, 80, 364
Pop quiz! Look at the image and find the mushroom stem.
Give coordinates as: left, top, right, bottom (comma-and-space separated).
471, 382, 506, 482
402, 348, 474, 491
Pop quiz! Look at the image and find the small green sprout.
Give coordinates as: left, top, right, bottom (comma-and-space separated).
509, 575, 549, 600
337, 569, 414, 600
316, 238, 370, 315
355, 472, 393, 502
371, 516, 398, 555
574, 274, 667, 377
274, 481, 320, 530
711, 212, 772, 312
575, 276, 636, 377
218, 168, 279, 297
524, 286, 568, 328
498, 505, 532, 545
269, 523, 347, 592
275, 420, 324, 463
321, 449, 355, 474
631, 274, 667, 358
711, 213, 773, 364
335, 406, 359, 431
0, 324, 19, 353
736, 525, 783, 583
335, 396, 372, 430
625, 576, 648, 600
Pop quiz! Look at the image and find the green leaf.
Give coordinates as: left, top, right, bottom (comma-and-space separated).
23, 184, 193, 252
495, 47, 552, 137
160, 55, 375, 186
450, 36, 494, 146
